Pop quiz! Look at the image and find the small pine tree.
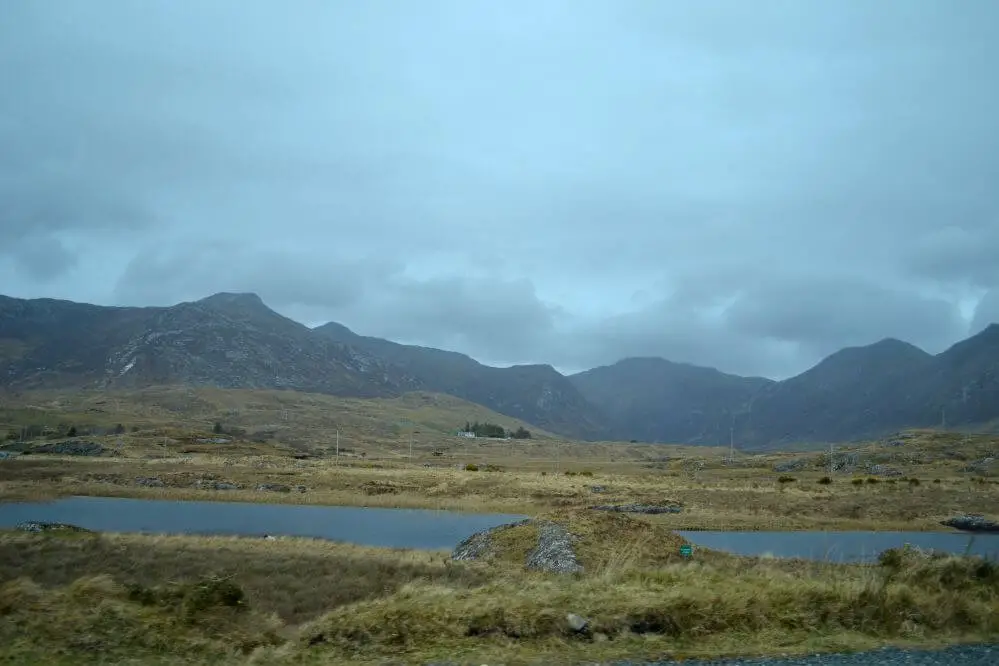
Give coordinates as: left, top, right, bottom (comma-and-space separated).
67, 426, 77, 438
213, 422, 223, 435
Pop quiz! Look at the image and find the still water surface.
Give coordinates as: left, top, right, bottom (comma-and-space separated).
2, 496, 996, 562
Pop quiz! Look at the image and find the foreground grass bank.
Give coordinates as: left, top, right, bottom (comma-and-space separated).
1, 511, 997, 665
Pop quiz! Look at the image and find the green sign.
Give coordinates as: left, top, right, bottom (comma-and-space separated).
679, 544, 693, 558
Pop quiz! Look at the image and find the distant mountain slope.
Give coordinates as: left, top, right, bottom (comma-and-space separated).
2, 291, 998, 448
312, 322, 607, 439
0, 293, 415, 397
570, 357, 772, 444
569, 329, 999, 449
738, 338, 936, 447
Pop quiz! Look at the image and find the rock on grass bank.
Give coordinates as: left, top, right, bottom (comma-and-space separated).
451, 508, 694, 573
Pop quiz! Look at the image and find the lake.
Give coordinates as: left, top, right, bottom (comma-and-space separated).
1, 497, 997, 562
0, 496, 527, 550
678, 529, 999, 563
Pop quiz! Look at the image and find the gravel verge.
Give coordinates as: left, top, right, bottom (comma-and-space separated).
608, 644, 997, 666
426, 643, 997, 666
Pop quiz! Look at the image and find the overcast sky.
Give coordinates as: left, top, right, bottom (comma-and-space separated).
2, 1, 998, 379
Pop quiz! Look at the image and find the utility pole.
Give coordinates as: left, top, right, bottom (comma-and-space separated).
729, 424, 735, 463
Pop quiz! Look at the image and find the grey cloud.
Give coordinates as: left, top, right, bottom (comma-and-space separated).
7, 235, 78, 282
549, 295, 805, 379
723, 276, 965, 358
971, 290, 999, 335
352, 276, 562, 365
3, 0, 999, 380
114, 242, 399, 312
903, 225, 999, 290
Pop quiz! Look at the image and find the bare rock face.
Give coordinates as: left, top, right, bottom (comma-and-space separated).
16, 521, 92, 533
590, 503, 682, 515
526, 521, 583, 574
941, 514, 999, 533
193, 479, 241, 491
451, 518, 583, 574
451, 519, 532, 561
773, 458, 809, 473
255, 483, 291, 493
33, 440, 104, 456
134, 476, 165, 487
963, 457, 996, 474
0, 292, 419, 397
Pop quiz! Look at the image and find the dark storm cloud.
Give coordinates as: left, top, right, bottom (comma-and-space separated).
2, 0, 998, 378
903, 225, 999, 291
114, 242, 399, 312
723, 276, 965, 357
971, 289, 999, 335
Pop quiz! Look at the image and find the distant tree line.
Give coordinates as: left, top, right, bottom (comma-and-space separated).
462, 421, 532, 439
5, 423, 130, 441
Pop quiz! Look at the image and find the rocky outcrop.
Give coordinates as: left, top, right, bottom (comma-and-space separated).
193, 479, 240, 490
32, 440, 104, 456
773, 458, 809, 473
867, 464, 904, 477
134, 476, 165, 487
452, 519, 532, 561
963, 457, 996, 474
940, 514, 999, 533
255, 483, 291, 493
526, 521, 583, 574
590, 503, 682, 514
15, 521, 92, 533
452, 518, 583, 574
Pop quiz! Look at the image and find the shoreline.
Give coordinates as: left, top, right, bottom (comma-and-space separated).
0, 486, 981, 534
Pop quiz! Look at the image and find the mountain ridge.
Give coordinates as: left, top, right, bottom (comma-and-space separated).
2, 291, 998, 448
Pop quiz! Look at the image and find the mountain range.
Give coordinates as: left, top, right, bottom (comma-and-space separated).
2, 291, 997, 449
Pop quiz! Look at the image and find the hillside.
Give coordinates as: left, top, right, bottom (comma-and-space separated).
0, 386, 558, 456
0, 293, 416, 397
570, 328, 999, 449
570, 357, 772, 444
2, 292, 999, 448
736, 338, 937, 447
313, 322, 607, 440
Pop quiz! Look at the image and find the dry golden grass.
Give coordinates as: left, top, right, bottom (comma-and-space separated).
0, 385, 562, 453
293, 549, 999, 665
3, 512, 996, 665
2, 387, 998, 530
0, 531, 482, 624
3, 451, 997, 529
